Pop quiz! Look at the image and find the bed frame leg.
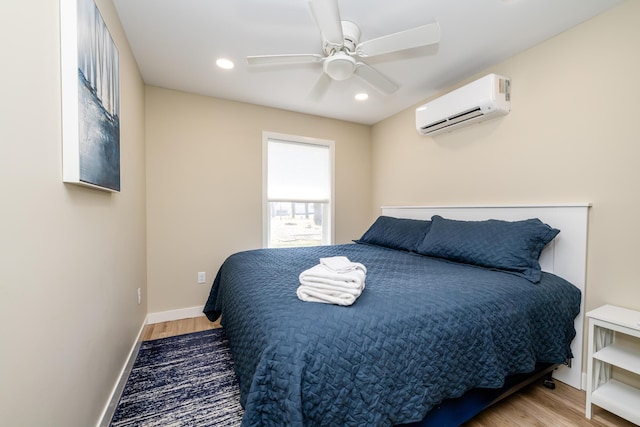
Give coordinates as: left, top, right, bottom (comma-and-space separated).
542, 371, 556, 390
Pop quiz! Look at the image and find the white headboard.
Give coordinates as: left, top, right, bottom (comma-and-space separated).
381, 204, 590, 389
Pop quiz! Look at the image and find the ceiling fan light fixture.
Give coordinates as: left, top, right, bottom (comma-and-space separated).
323, 54, 356, 81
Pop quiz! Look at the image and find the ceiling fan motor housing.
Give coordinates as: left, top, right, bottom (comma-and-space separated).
322, 21, 361, 80
322, 20, 361, 54
341, 21, 361, 52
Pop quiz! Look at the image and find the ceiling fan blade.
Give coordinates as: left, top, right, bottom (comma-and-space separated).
309, 72, 332, 100
354, 62, 399, 95
356, 22, 440, 58
309, 0, 344, 46
247, 54, 324, 66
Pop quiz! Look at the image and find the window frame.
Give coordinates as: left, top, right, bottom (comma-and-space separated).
262, 131, 335, 248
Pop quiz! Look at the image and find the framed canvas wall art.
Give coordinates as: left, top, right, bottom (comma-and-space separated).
61, 0, 120, 192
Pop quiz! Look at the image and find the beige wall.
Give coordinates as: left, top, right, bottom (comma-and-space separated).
372, 0, 640, 315
0, 0, 146, 426
145, 87, 371, 313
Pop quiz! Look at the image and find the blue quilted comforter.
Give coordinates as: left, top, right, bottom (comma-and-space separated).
203, 243, 580, 426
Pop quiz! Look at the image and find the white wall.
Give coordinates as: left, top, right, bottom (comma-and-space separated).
0, 0, 147, 425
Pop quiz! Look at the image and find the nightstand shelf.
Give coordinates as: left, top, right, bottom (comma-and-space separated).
586, 305, 640, 425
593, 342, 640, 375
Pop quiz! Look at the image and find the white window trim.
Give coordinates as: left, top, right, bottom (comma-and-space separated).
262, 131, 335, 248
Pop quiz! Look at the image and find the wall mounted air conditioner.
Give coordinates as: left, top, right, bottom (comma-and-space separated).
416, 73, 510, 136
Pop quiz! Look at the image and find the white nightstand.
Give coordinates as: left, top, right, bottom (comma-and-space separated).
585, 304, 640, 425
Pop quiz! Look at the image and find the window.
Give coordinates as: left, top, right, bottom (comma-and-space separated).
263, 132, 334, 248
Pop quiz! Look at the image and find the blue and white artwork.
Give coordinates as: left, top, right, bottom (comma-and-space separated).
61, 0, 120, 192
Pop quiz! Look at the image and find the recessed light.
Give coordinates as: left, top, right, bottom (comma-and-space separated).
355, 93, 369, 101
216, 58, 234, 70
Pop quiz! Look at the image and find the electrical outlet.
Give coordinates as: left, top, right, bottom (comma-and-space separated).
137, 288, 141, 305
197, 272, 206, 284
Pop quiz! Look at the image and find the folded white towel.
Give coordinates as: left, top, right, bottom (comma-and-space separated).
320, 256, 367, 274
296, 285, 359, 306
299, 264, 366, 290
297, 260, 366, 306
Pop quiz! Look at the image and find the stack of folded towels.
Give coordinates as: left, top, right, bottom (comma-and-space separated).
296, 256, 367, 306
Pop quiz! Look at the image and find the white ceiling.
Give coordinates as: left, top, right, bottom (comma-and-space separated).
112, 0, 623, 125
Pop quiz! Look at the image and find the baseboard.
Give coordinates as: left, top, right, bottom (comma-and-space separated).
96, 316, 147, 427
146, 306, 205, 324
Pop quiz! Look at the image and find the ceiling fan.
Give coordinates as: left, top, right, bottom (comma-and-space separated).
246, 0, 440, 99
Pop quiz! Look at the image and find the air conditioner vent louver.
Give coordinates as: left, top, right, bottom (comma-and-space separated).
448, 107, 482, 122
416, 74, 510, 136
420, 119, 447, 132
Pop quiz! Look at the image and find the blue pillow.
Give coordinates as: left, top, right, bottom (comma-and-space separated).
415, 215, 560, 283
355, 216, 432, 252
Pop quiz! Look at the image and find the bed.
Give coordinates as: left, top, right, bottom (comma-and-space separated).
203, 205, 589, 426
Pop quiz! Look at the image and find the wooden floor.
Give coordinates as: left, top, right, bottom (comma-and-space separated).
142, 317, 634, 427
142, 315, 220, 341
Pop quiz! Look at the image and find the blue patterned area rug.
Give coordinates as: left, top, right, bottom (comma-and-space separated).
110, 328, 243, 426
